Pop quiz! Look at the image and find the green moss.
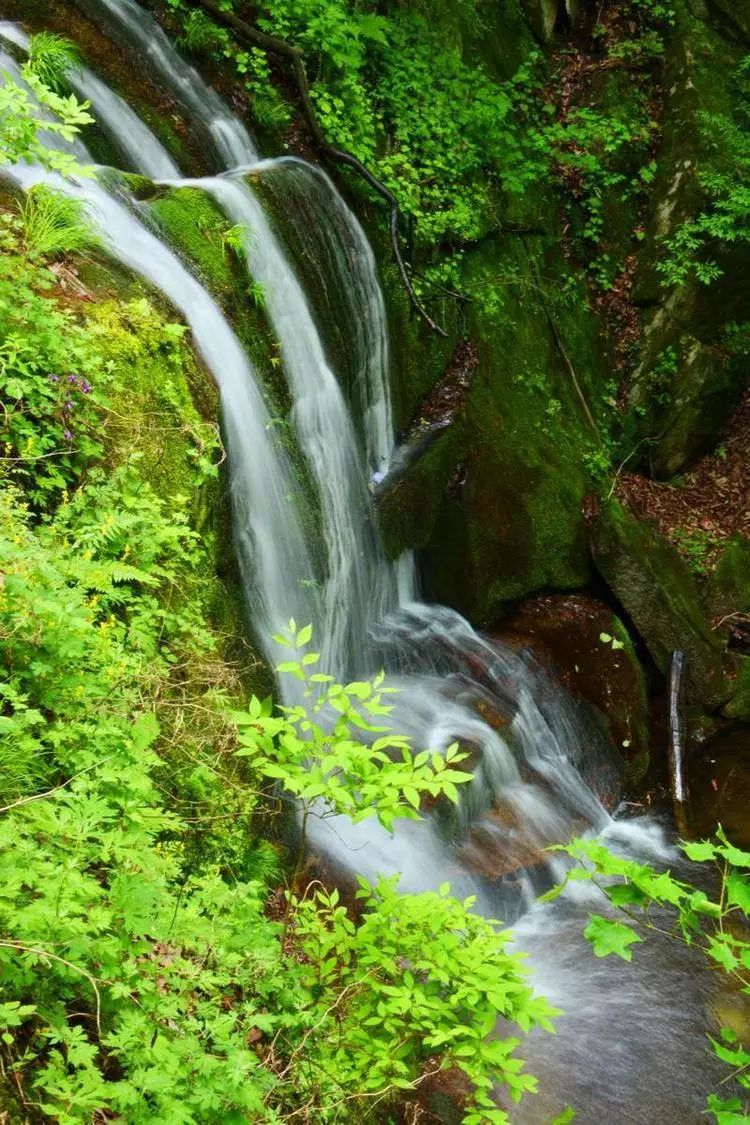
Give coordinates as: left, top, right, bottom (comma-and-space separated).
724, 661, 750, 720
150, 188, 237, 300
592, 499, 726, 706
86, 296, 220, 544
83, 294, 272, 697
377, 234, 599, 621
708, 536, 750, 619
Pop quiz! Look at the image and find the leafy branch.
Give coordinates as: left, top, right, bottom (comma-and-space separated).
181, 0, 448, 335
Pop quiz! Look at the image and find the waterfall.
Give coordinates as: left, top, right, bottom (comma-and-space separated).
74, 0, 258, 167
1, 11, 731, 1120
250, 156, 395, 477
1, 8, 615, 899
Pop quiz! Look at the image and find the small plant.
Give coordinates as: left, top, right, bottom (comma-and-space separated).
18, 185, 99, 260
670, 525, 722, 576
0, 55, 92, 174
233, 620, 475, 883
27, 31, 82, 91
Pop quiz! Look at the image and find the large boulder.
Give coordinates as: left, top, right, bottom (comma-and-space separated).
377, 235, 599, 622
590, 499, 726, 706
496, 593, 650, 784
628, 4, 750, 476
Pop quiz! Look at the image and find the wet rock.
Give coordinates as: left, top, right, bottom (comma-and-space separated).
632, 336, 742, 480
687, 724, 750, 847
520, 0, 563, 41
378, 235, 598, 622
590, 499, 726, 706
495, 593, 650, 784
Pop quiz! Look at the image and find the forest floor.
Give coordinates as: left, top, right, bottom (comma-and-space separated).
615, 388, 750, 586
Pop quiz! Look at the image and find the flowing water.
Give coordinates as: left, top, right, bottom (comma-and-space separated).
0, 9, 732, 1120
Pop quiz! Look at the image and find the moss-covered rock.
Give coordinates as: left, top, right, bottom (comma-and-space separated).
628, 2, 750, 474
706, 536, 750, 620
590, 499, 726, 706
378, 234, 599, 621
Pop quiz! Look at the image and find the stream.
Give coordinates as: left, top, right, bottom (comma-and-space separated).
0, 6, 733, 1119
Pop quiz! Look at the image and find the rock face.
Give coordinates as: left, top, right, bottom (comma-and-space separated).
590, 500, 726, 707
378, 235, 598, 622
628, 2, 750, 477
495, 593, 650, 784
688, 724, 750, 847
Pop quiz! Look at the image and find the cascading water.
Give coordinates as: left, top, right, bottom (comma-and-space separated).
75, 0, 258, 167
249, 156, 395, 477
0, 11, 731, 1119
191, 172, 399, 680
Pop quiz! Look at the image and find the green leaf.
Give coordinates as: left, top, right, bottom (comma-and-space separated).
682, 839, 717, 863
296, 623, 312, 647
726, 872, 750, 915
583, 914, 643, 961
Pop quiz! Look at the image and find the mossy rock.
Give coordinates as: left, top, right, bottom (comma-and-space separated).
520, 0, 563, 41
86, 296, 219, 534
591, 499, 726, 706
378, 234, 598, 621
628, 2, 750, 472
724, 660, 750, 720
645, 336, 742, 478
706, 536, 750, 620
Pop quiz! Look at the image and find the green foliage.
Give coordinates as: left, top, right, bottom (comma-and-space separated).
669, 526, 722, 576
18, 185, 99, 260
552, 831, 750, 1122
0, 220, 104, 505
0, 54, 92, 174
546, 105, 656, 258
0, 582, 554, 1120
660, 58, 750, 288
165, 0, 547, 246
235, 620, 474, 831
292, 878, 558, 1123
27, 31, 82, 92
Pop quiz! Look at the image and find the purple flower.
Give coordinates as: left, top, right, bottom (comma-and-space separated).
63, 429, 73, 441
49, 374, 60, 384
80, 380, 92, 394
64, 399, 73, 412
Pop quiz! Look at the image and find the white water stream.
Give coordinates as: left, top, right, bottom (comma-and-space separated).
0, 11, 731, 1120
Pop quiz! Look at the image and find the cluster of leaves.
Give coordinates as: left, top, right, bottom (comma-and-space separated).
660, 57, 750, 287
235, 621, 474, 832
293, 878, 557, 1123
548, 831, 750, 1123
0, 49, 92, 175
0, 589, 556, 1121
165, 0, 550, 248
545, 105, 657, 263
0, 211, 104, 505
